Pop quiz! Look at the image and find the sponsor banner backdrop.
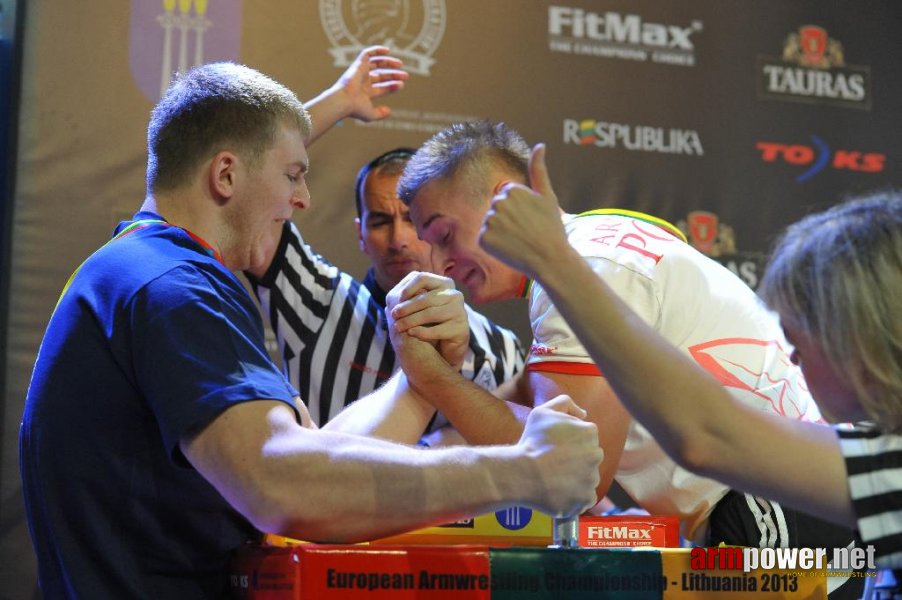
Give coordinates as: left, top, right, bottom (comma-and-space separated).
2, 1, 900, 596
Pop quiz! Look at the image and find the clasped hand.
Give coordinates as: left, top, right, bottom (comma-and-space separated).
386, 272, 469, 377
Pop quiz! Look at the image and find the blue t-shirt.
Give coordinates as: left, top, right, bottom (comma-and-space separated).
19, 212, 297, 598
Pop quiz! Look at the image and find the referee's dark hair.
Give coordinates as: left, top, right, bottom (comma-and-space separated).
354, 148, 416, 220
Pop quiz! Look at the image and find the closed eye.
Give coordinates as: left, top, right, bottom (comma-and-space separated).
423, 225, 450, 246
367, 216, 391, 228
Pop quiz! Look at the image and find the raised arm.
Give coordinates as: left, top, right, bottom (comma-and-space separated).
245, 47, 405, 280
478, 144, 854, 528
304, 45, 408, 146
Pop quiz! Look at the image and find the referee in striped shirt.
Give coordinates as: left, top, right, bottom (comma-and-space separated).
248, 148, 525, 428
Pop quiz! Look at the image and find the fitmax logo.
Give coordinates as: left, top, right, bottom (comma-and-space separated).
548, 6, 702, 66
756, 136, 884, 183
587, 526, 653, 540
549, 6, 699, 48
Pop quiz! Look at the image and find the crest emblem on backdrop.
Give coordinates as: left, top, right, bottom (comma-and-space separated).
678, 211, 737, 258
319, 0, 446, 75
130, 0, 242, 102
783, 25, 842, 69
686, 211, 719, 255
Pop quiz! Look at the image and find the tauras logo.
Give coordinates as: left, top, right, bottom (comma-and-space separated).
757, 25, 871, 110
761, 66, 866, 101
548, 6, 702, 66
587, 526, 652, 540
564, 118, 704, 156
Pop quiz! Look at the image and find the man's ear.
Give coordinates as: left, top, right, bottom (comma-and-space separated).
355, 217, 366, 253
209, 151, 238, 204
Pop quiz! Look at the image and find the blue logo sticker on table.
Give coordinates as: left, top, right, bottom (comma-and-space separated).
495, 506, 532, 530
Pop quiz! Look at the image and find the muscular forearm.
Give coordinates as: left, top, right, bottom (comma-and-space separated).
407, 361, 529, 446
479, 145, 855, 527
261, 429, 536, 542
185, 402, 537, 543
533, 248, 737, 462
532, 250, 855, 527
325, 371, 435, 444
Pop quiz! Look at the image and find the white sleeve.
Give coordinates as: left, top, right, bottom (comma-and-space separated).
527, 255, 660, 372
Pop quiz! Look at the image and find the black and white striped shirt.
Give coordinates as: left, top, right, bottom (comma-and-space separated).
837, 424, 902, 576
249, 222, 525, 427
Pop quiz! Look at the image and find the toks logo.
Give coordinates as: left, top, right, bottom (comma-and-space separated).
756, 137, 885, 183
757, 25, 871, 110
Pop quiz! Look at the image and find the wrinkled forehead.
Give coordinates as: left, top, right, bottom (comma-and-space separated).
362, 172, 405, 212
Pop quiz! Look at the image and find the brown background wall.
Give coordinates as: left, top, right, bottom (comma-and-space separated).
2, 1, 900, 596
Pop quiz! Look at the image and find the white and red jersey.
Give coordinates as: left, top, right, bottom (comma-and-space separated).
526, 210, 823, 543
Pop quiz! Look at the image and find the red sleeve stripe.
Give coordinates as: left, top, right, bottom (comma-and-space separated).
526, 361, 604, 376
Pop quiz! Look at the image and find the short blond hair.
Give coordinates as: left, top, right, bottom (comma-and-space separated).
398, 120, 530, 207
147, 62, 311, 194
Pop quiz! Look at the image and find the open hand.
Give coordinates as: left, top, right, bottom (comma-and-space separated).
332, 45, 409, 122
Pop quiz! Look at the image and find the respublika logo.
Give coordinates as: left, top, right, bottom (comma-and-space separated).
757, 25, 871, 110
564, 119, 704, 156
320, 0, 445, 75
756, 136, 885, 183
548, 6, 702, 67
